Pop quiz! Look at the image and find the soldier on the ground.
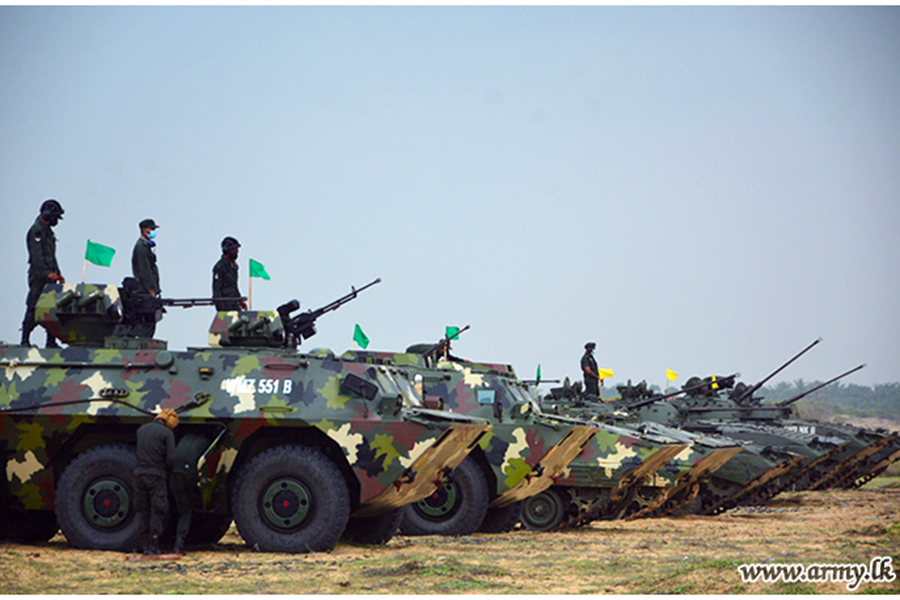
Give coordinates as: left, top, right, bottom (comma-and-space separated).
581, 341, 603, 399
131, 219, 161, 338
134, 408, 177, 556
212, 236, 247, 311
21, 200, 65, 348
169, 433, 210, 555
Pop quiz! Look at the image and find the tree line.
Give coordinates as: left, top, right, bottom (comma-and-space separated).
759, 380, 900, 414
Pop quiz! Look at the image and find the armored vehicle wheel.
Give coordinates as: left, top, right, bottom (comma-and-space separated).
477, 501, 523, 533
341, 508, 403, 545
54, 445, 140, 551
521, 488, 566, 531
187, 513, 233, 544
231, 445, 350, 553
6, 510, 59, 542
399, 456, 489, 537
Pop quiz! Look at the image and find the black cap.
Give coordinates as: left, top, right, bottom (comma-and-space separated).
221, 236, 241, 252
139, 219, 158, 230
585, 342, 596, 350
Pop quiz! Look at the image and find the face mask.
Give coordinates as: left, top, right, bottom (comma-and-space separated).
148, 230, 157, 240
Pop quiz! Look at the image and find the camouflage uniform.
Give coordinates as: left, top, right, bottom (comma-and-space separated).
134, 418, 175, 553
169, 433, 209, 553
212, 257, 242, 311
22, 217, 60, 347
131, 236, 160, 338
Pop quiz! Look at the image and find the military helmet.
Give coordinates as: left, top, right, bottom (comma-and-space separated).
221, 236, 241, 252
40, 199, 64, 219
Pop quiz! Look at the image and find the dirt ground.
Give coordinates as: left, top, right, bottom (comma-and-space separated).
2, 487, 899, 595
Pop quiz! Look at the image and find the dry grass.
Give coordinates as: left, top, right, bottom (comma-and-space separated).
2, 487, 899, 594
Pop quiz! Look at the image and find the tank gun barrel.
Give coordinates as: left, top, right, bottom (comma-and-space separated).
625, 372, 740, 411
776, 363, 866, 407
736, 337, 822, 403
277, 278, 381, 347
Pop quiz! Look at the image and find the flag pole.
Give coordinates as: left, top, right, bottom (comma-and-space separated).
82, 259, 87, 283
249, 273, 253, 310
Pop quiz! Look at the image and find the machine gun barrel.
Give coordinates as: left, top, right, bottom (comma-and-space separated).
422, 324, 471, 358
625, 372, 740, 411
310, 278, 382, 317
278, 278, 382, 346
736, 337, 822, 403
160, 296, 249, 308
776, 363, 866, 407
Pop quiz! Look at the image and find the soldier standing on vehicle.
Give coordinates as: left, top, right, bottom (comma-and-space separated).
169, 433, 210, 555
131, 219, 161, 338
212, 236, 247, 311
581, 342, 603, 399
134, 409, 177, 556
21, 200, 65, 348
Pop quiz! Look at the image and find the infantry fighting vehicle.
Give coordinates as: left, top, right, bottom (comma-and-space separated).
536, 379, 751, 526
342, 331, 693, 536
543, 340, 897, 516
0, 281, 491, 552
672, 340, 900, 492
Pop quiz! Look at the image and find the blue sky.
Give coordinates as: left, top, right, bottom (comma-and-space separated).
2, 6, 898, 390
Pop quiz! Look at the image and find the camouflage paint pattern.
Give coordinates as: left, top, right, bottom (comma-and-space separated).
2, 283, 492, 550
342, 349, 688, 510
671, 383, 900, 491
542, 387, 818, 516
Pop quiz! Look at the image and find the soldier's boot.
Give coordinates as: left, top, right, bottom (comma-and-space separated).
45, 331, 59, 349
173, 534, 186, 555
144, 535, 161, 556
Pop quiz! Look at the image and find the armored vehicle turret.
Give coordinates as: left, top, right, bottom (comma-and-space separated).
1, 281, 490, 551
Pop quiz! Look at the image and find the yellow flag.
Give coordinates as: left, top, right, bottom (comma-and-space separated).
666, 367, 678, 382
598, 368, 614, 380
711, 374, 718, 389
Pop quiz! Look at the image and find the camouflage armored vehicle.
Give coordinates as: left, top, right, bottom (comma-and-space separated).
676, 354, 900, 492
0, 281, 491, 552
588, 377, 839, 515
341, 334, 691, 536
536, 379, 750, 525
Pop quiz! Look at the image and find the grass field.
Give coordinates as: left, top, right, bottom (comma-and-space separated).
2, 486, 899, 595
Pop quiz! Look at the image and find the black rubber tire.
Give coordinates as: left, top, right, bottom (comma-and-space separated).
6, 510, 59, 542
520, 488, 566, 532
187, 512, 233, 544
54, 444, 141, 551
231, 445, 350, 553
477, 501, 523, 533
341, 508, 402, 545
399, 456, 489, 537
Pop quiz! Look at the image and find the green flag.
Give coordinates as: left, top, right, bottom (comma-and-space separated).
536, 364, 541, 384
249, 259, 271, 280
353, 324, 369, 349
84, 240, 116, 267
446, 326, 461, 340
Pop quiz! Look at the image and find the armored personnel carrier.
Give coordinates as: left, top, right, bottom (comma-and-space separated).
0, 282, 491, 552
341, 334, 692, 536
